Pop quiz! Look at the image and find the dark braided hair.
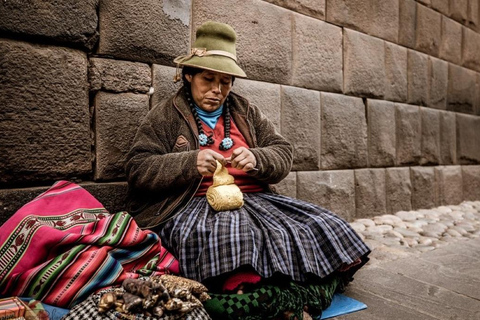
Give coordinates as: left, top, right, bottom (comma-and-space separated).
184, 84, 215, 146
182, 67, 235, 150
219, 99, 233, 150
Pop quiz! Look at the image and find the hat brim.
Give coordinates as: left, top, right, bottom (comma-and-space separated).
178, 55, 247, 78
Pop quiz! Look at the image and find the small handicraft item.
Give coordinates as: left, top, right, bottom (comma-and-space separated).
206, 161, 244, 211
98, 275, 210, 318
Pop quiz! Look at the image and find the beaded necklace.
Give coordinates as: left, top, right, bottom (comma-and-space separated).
184, 86, 234, 150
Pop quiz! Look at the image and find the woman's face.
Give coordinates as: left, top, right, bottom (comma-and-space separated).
186, 70, 233, 112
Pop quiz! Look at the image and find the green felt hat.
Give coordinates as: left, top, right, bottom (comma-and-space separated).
173, 21, 247, 81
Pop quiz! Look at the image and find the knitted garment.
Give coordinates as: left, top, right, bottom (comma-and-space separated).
203, 276, 341, 320
195, 104, 224, 129
206, 161, 244, 211
222, 270, 262, 292
126, 89, 294, 228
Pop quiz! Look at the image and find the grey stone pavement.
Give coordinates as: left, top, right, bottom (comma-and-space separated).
332, 230, 480, 319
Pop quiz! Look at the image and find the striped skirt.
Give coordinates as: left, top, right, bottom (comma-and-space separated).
159, 193, 370, 283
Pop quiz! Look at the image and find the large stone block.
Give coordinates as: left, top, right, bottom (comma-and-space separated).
411, 167, 438, 209
407, 50, 429, 106
281, 86, 321, 170
462, 165, 480, 200
439, 111, 457, 165
81, 182, 129, 213
0, 0, 98, 50
321, 93, 367, 169
367, 99, 396, 167
420, 108, 440, 165
98, 0, 189, 65
344, 29, 385, 98
0, 186, 49, 225
435, 166, 463, 205
369, 0, 400, 43
450, 0, 469, 24
415, 4, 441, 57
89, 58, 151, 93
233, 79, 282, 131
456, 113, 480, 164
447, 64, 477, 114
193, 0, 292, 84
477, 73, 480, 115
395, 103, 421, 165
462, 27, 480, 72
297, 170, 355, 220
151, 65, 183, 109
325, 0, 370, 33
94, 92, 149, 180
417, 0, 431, 5
292, 15, 343, 92
431, 0, 449, 15
386, 167, 412, 214
273, 172, 297, 198
263, 0, 325, 19
355, 169, 387, 218
399, 0, 417, 48
0, 39, 90, 184
468, 0, 479, 29
439, 17, 462, 65
428, 57, 448, 110
384, 42, 408, 102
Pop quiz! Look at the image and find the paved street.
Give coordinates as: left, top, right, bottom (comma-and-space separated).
333, 233, 480, 319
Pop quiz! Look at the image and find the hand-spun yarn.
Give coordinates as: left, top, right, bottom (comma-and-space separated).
206, 161, 244, 211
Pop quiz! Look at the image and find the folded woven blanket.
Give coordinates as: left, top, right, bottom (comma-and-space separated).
0, 181, 179, 308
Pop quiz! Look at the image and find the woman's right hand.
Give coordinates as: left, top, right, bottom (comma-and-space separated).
197, 150, 226, 176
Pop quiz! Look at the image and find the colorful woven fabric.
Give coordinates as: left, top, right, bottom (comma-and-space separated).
0, 181, 179, 308
25, 299, 50, 320
203, 276, 341, 320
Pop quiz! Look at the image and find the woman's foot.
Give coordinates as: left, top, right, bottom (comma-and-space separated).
303, 310, 313, 320
281, 310, 312, 320
282, 311, 297, 320
236, 284, 244, 294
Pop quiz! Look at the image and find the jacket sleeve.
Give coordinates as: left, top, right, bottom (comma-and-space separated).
125, 108, 201, 194
246, 104, 294, 184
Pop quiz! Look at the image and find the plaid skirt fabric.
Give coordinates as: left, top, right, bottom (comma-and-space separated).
159, 193, 370, 283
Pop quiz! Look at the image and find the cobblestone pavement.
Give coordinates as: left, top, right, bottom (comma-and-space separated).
351, 201, 480, 266
331, 201, 480, 320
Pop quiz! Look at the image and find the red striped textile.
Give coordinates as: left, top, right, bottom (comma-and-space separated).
0, 181, 179, 307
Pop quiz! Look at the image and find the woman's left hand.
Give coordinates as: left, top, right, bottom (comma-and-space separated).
226, 147, 257, 172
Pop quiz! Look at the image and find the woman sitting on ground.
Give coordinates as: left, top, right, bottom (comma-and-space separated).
126, 21, 370, 320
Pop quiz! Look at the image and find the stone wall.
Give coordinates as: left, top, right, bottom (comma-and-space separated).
1, 0, 480, 224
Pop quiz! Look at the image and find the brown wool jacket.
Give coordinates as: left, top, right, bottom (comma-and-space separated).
125, 87, 293, 229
